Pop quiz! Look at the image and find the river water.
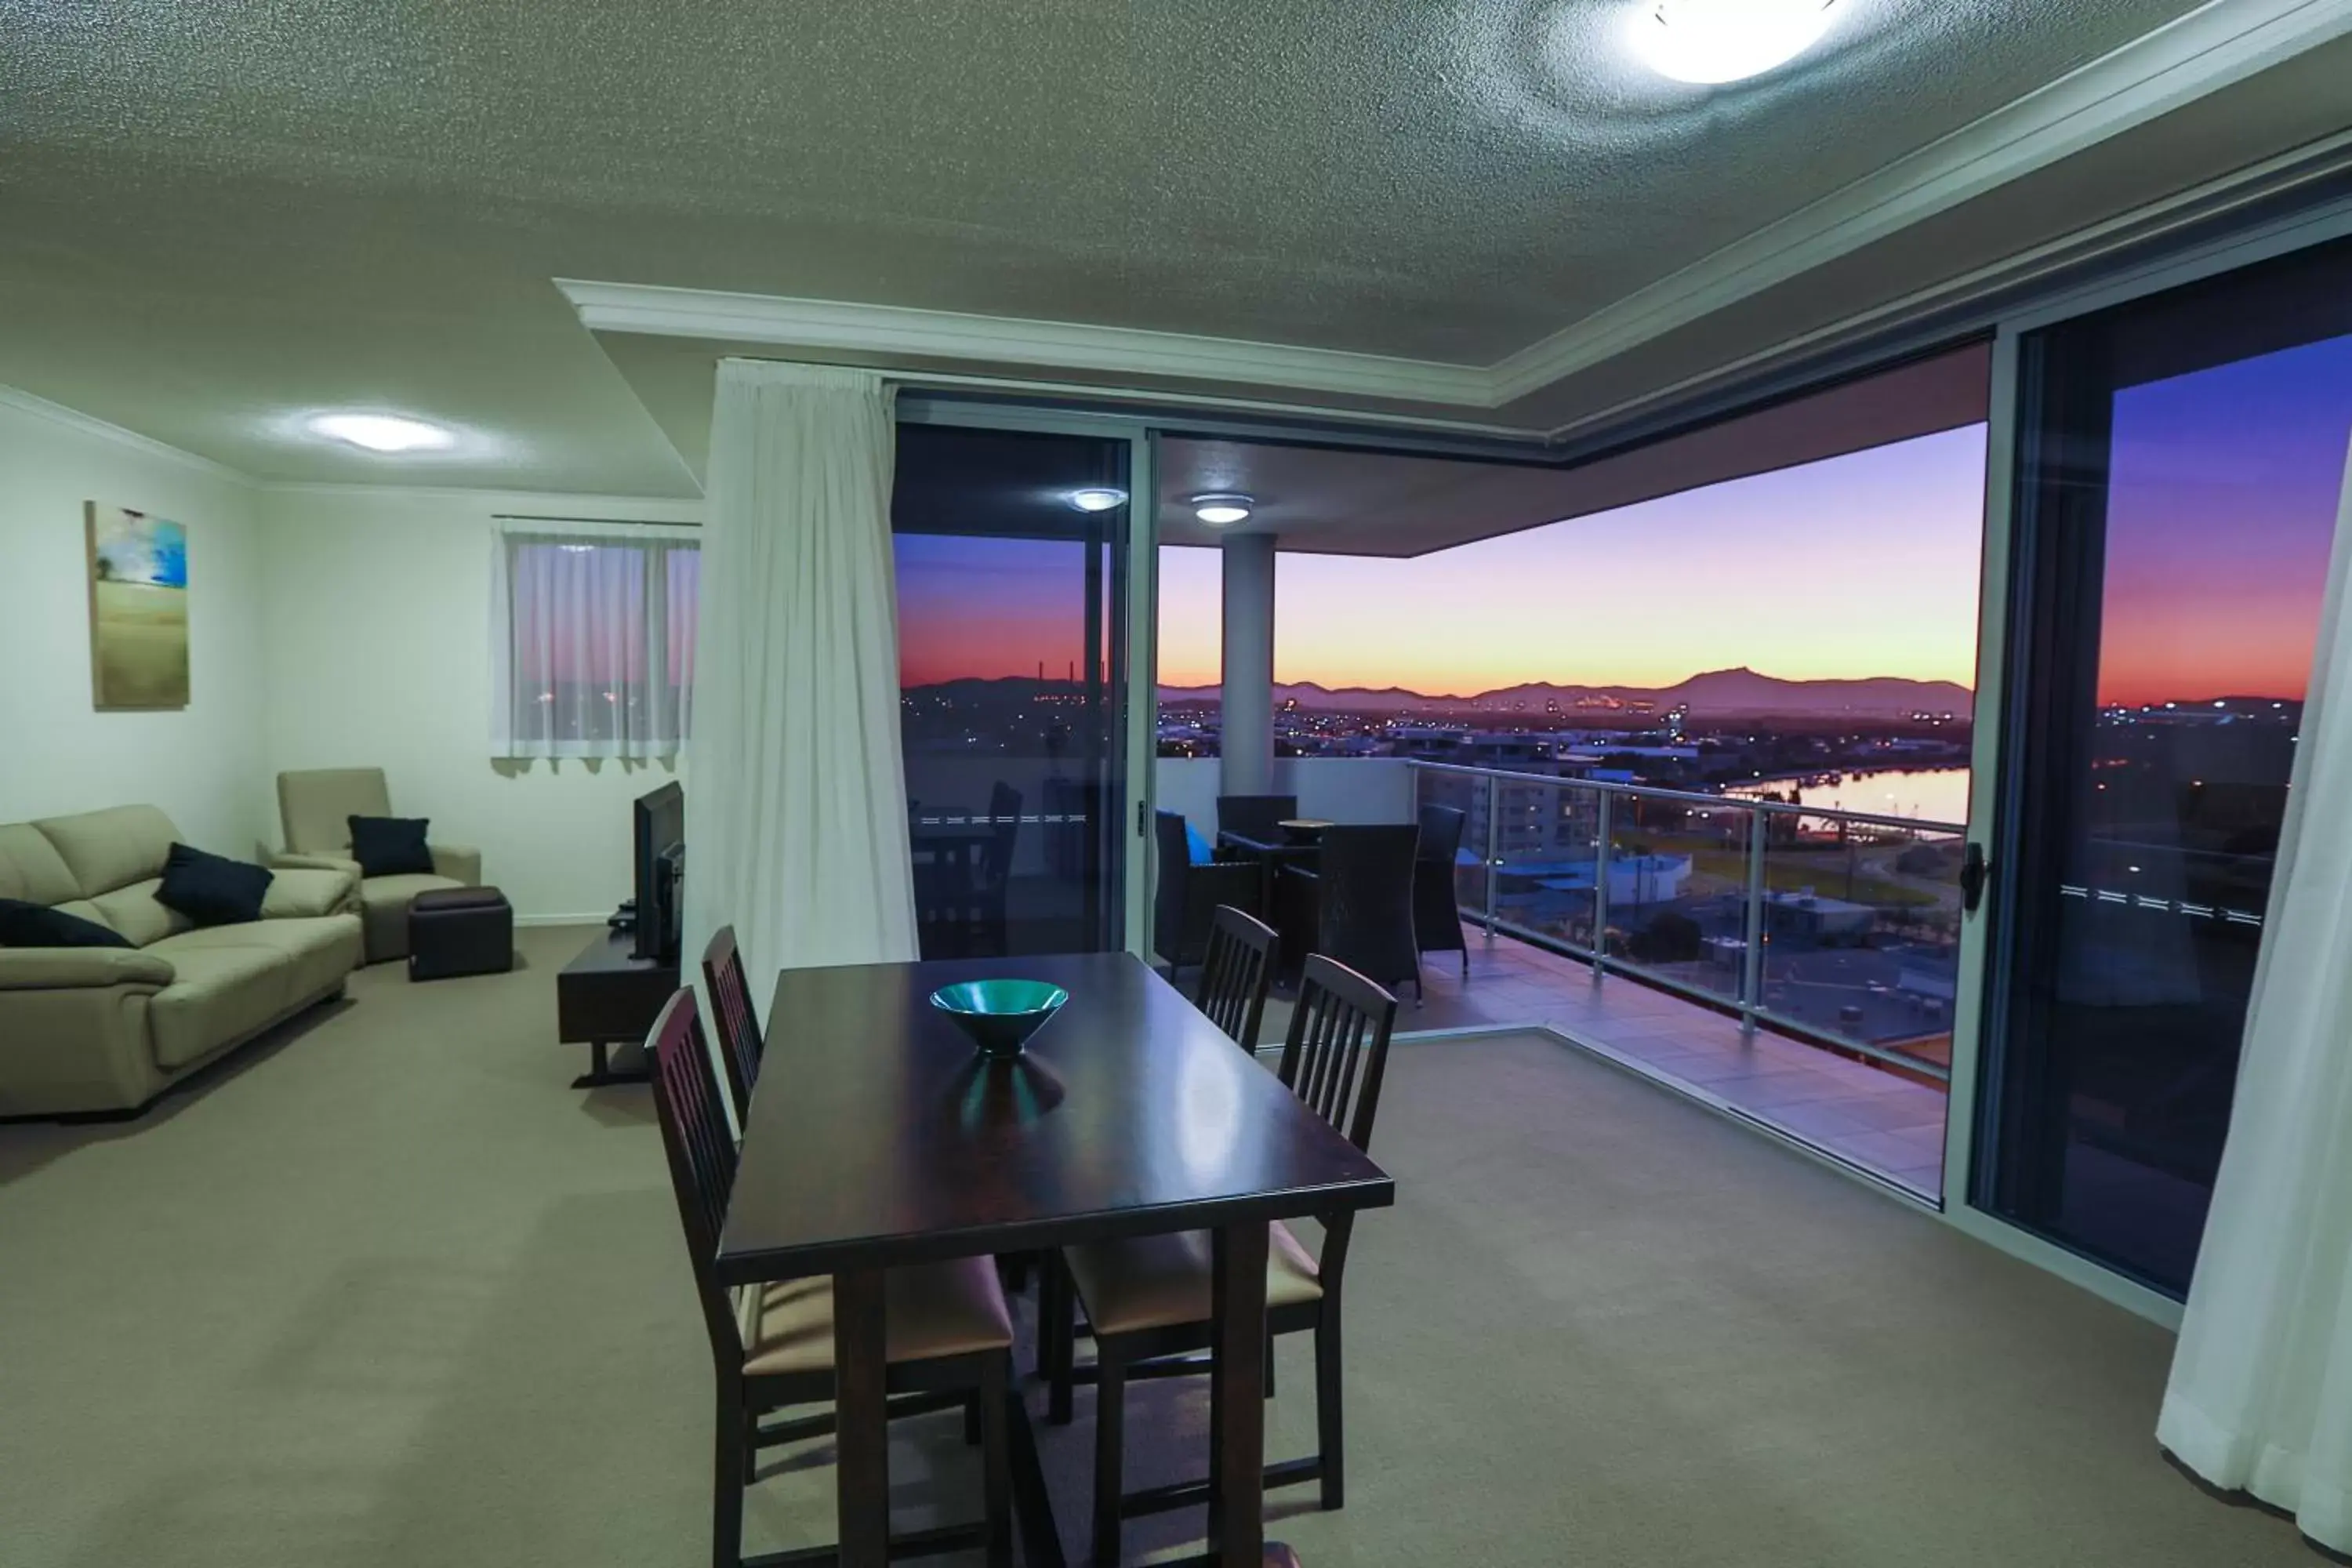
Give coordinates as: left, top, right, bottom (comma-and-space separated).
1726, 767, 1973, 827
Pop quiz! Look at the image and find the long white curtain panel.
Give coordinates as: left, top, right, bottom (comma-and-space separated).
683, 361, 920, 992
2160, 432, 2352, 1550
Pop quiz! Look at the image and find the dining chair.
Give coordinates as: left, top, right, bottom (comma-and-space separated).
647, 987, 1017, 1568
700, 924, 763, 1125
1411, 804, 1472, 977
975, 780, 1022, 955
1280, 823, 1424, 1002
1196, 904, 1280, 1051
1154, 809, 1263, 977
1217, 793, 1298, 848
1044, 954, 1399, 1566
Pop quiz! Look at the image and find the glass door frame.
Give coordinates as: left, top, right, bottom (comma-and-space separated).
893, 396, 1160, 959
1940, 195, 2352, 1329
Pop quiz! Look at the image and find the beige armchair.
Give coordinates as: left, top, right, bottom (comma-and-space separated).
274, 768, 481, 963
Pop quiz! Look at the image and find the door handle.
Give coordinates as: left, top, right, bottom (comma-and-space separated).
1959, 841, 1990, 913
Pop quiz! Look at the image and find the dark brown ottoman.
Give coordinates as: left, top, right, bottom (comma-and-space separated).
408, 887, 514, 981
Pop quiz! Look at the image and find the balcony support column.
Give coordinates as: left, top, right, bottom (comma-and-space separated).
1220, 533, 1277, 797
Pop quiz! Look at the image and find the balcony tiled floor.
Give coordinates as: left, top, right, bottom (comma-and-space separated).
1321, 931, 1949, 1200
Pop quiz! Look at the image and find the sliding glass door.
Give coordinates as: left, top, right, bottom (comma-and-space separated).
1978, 236, 2352, 1294
891, 416, 1138, 958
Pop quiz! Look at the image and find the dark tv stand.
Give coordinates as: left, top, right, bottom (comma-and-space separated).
556, 927, 679, 1087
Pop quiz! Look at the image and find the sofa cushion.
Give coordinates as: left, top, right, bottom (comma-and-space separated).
0, 824, 81, 906
158, 844, 274, 927
153, 916, 359, 1021
142, 938, 298, 1069
34, 806, 180, 899
86, 880, 193, 949
0, 897, 133, 949
350, 815, 434, 877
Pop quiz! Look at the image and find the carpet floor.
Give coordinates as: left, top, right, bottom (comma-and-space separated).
0, 925, 2311, 1566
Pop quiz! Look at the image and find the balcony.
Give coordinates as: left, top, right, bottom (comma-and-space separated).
1165, 755, 1962, 1202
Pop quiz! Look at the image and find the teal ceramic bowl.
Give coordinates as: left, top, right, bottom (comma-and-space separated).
929, 979, 1069, 1058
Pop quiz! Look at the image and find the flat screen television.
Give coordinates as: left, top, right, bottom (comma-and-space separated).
632, 782, 685, 964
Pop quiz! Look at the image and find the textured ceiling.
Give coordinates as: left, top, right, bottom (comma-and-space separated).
0, 0, 2285, 492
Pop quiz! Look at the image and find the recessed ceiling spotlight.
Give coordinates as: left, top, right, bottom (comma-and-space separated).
309, 412, 456, 453
1191, 493, 1255, 527
1633, 0, 1842, 85
1067, 487, 1128, 513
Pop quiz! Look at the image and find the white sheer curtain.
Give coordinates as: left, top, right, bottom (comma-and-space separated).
2160, 432, 2352, 1550
490, 521, 699, 760
682, 361, 917, 992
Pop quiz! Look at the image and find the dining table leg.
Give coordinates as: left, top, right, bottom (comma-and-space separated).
1209, 1220, 1271, 1567
833, 1265, 891, 1567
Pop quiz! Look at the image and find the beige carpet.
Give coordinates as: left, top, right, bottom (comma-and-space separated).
0, 926, 2313, 1566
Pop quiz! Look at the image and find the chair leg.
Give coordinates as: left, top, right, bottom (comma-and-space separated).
1265, 1327, 1277, 1399
1091, 1342, 1127, 1567
1049, 1261, 1076, 1425
982, 1353, 1014, 1568
713, 1385, 746, 1568
1315, 1312, 1345, 1512
964, 1390, 982, 1446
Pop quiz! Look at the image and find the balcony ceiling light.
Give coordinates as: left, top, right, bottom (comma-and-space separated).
1191, 493, 1255, 527
1633, 0, 1842, 85
1067, 487, 1128, 513
309, 412, 455, 453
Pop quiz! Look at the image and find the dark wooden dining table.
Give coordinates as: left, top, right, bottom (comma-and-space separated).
718, 949, 1395, 1568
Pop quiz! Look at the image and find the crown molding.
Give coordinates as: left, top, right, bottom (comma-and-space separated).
1490, 0, 2352, 406
557, 278, 1494, 408
257, 478, 704, 514
1533, 124, 2352, 452
562, 0, 2352, 434
0, 383, 254, 485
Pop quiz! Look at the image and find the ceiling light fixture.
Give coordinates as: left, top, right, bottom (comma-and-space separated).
1632, 0, 1841, 85
1191, 493, 1255, 527
308, 412, 456, 453
1067, 487, 1128, 513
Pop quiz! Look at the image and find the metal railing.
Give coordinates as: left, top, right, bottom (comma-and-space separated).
1407, 759, 1966, 1083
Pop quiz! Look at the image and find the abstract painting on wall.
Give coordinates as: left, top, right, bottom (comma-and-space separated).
85, 503, 189, 710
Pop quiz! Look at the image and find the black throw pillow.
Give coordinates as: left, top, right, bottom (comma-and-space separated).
0, 896, 133, 949
348, 815, 435, 879
157, 843, 274, 927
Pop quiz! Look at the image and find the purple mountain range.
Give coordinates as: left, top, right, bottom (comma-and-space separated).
1156, 666, 1972, 720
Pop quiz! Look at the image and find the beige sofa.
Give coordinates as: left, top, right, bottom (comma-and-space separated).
0, 805, 363, 1117
274, 768, 481, 963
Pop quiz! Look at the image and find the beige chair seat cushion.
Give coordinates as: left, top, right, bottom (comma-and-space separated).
735, 1257, 1014, 1378
1065, 1221, 1322, 1339
358, 873, 466, 961
147, 918, 361, 1069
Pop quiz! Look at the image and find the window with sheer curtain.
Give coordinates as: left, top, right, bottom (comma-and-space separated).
490, 524, 699, 759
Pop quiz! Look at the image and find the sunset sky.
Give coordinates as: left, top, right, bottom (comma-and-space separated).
2096, 332, 2352, 707
1160, 426, 1989, 692
895, 336, 2350, 703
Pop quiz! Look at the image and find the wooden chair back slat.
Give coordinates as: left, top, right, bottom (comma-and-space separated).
1279, 954, 1399, 1156
701, 924, 764, 1123
1195, 905, 1279, 1050
648, 986, 745, 1367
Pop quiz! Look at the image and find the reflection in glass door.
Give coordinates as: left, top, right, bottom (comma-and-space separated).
891, 419, 1131, 958
1981, 238, 2352, 1294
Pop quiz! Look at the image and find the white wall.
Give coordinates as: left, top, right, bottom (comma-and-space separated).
0, 390, 273, 855
1155, 757, 1415, 834
257, 486, 702, 920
